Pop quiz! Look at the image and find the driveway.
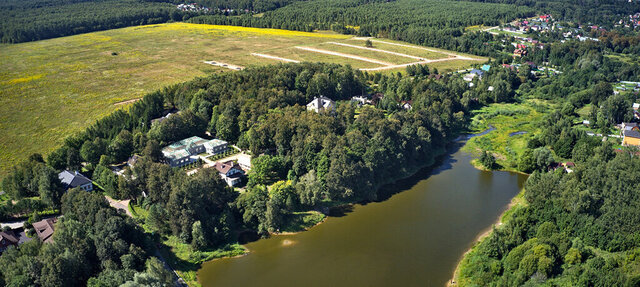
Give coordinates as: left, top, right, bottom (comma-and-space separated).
105, 196, 132, 217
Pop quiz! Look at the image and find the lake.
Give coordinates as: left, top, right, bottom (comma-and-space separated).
198, 142, 527, 287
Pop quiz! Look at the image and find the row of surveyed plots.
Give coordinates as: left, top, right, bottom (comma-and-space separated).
226, 38, 485, 72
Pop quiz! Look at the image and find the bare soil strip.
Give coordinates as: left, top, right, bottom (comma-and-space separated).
360, 57, 470, 71
354, 38, 483, 61
203, 60, 244, 70
251, 53, 300, 63
327, 42, 426, 61
294, 46, 393, 66
114, 98, 141, 106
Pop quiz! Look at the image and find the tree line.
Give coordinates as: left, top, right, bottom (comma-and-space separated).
188, 0, 536, 57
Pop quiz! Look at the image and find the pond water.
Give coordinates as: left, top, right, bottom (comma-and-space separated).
197, 141, 527, 287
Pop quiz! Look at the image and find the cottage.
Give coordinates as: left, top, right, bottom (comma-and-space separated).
623, 130, 640, 146
33, 218, 57, 243
463, 73, 477, 82
513, 48, 527, 57
351, 96, 370, 106
162, 136, 209, 167
58, 170, 93, 191
203, 139, 228, 155
401, 101, 413, 110
0, 230, 19, 253
306, 96, 335, 113
213, 161, 244, 187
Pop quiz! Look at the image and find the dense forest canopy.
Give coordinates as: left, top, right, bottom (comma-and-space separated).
0, 0, 178, 43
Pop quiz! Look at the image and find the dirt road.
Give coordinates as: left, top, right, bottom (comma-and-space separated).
251, 53, 300, 63
295, 46, 393, 66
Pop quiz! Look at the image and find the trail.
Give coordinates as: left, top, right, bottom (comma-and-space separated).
351, 38, 484, 61
203, 60, 244, 71
114, 98, 141, 106
251, 53, 300, 63
327, 42, 426, 61
294, 46, 392, 66
360, 57, 472, 71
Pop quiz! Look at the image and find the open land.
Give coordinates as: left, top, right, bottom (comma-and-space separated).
462, 99, 555, 171
0, 22, 485, 177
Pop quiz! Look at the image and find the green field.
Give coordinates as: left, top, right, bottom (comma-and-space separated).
0, 22, 485, 177
462, 100, 554, 171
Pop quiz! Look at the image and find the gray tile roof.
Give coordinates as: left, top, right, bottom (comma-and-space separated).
58, 170, 91, 189
624, 129, 640, 139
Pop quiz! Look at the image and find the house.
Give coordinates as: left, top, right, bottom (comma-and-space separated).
470, 69, 485, 78
371, 93, 385, 105
351, 96, 370, 106
162, 136, 209, 167
623, 130, 640, 146
33, 218, 57, 243
127, 155, 139, 167
58, 170, 93, 191
307, 96, 335, 113
0, 230, 19, 253
237, 154, 252, 170
562, 162, 575, 173
513, 48, 527, 57
203, 139, 228, 155
213, 161, 244, 186
150, 110, 180, 126
463, 73, 477, 82
401, 101, 413, 110
633, 103, 639, 111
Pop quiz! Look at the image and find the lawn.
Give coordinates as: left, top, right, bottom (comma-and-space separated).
462, 100, 553, 171
0, 22, 486, 178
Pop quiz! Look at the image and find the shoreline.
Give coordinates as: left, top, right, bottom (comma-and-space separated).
447, 187, 526, 286
193, 132, 488, 286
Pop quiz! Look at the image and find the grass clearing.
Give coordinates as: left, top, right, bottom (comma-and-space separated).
0, 23, 485, 178
462, 100, 553, 171
280, 211, 326, 233
342, 38, 451, 60
311, 42, 419, 64
255, 46, 381, 68
158, 235, 246, 287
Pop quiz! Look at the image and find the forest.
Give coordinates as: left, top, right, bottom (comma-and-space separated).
2, 62, 513, 285
0, 0, 183, 43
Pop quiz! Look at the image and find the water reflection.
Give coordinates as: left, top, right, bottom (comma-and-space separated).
198, 132, 527, 287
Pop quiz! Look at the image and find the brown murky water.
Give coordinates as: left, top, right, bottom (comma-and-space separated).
198, 143, 527, 287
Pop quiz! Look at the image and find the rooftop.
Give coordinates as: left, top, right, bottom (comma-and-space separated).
58, 170, 91, 189
623, 129, 640, 139
162, 136, 209, 159
33, 218, 57, 243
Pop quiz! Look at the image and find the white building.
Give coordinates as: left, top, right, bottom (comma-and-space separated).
307, 96, 335, 113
